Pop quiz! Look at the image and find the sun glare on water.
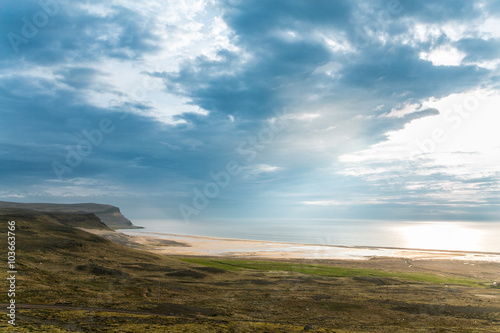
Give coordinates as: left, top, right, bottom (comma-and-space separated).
397, 222, 482, 252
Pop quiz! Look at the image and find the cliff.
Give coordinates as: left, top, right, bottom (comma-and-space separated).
0, 201, 140, 229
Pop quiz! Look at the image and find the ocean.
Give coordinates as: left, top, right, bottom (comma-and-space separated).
128, 219, 500, 253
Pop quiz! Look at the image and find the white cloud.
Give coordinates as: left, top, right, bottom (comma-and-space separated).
380, 101, 423, 118
419, 45, 466, 66
287, 113, 322, 121
253, 164, 283, 173
36, 178, 127, 197
59, 0, 236, 125
312, 61, 342, 77
301, 200, 341, 206
0, 191, 26, 199
477, 17, 500, 39
243, 164, 283, 180
338, 89, 500, 203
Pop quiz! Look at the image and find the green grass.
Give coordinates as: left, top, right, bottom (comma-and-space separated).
180, 258, 484, 287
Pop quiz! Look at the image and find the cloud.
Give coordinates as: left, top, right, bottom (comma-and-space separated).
337, 90, 500, 213
420, 45, 466, 66
380, 101, 439, 119
55, 67, 107, 90
1, 0, 499, 222
0, 1, 160, 63
301, 200, 342, 206
396, 0, 481, 23
243, 164, 283, 180
456, 37, 500, 63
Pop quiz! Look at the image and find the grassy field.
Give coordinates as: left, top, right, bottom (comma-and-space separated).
1, 212, 500, 332
180, 258, 485, 286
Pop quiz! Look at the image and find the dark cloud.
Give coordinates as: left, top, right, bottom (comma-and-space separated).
339, 44, 488, 100
396, 0, 481, 22
55, 67, 105, 89
163, 40, 332, 120
158, 1, 356, 121
0, 1, 159, 64
223, 0, 352, 34
164, 0, 491, 127
456, 38, 500, 62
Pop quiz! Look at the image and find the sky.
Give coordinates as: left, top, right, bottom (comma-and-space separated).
1, 0, 500, 223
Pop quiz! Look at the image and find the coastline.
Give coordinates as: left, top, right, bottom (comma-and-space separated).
84, 228, 500, 262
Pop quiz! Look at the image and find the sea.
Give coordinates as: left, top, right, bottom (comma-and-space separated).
127, 219, 500, 253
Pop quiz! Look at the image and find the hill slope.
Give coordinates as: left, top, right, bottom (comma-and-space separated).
0, 211, 498, 332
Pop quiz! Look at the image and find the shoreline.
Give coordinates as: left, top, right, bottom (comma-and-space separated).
84, 228, 500, 262
117, 229, 500, 256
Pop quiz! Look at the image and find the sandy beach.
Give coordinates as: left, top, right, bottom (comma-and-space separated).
83, 228, 500, 262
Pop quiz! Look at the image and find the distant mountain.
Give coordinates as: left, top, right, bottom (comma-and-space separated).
0, 201, 140, 229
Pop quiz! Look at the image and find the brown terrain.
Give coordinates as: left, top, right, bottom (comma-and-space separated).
0, 207, 499, 332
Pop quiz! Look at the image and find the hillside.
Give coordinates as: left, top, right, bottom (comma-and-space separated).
0, 201, 139, 229
0, 209, 111, 230
0, 212, 499, 331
